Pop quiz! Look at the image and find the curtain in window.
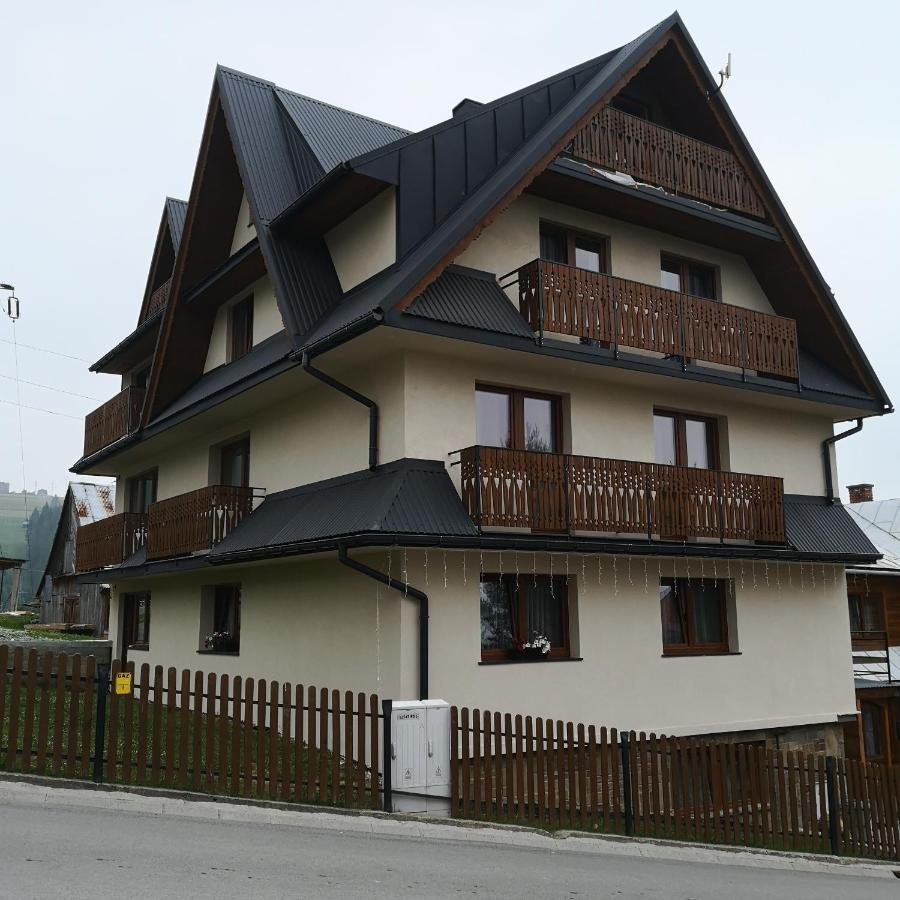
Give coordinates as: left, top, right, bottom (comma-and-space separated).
480, 580, 515, 650
524, 577, 563, 645
660, 581, 686, 645
691, 582, 724, 645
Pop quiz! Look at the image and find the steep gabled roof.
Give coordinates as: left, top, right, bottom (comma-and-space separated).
165, 197, 187, 250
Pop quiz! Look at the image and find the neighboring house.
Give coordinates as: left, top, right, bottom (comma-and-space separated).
37, 483, 115, 634
72, 14, 891, 755
0, 556, 25, 613
843, 483, 900, 765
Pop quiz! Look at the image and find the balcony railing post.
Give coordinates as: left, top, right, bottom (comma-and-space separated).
645, 468, 652, 541
678, 293, 687, 372
537, 262, 545, 347
716, 469, 725, 543
739, 309, 749, 383
475, 446, 483, 534
611, 293, 619, 359
563, 453, 571, 534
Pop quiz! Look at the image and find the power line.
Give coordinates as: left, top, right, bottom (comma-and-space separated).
0, 397, 83, 420
0, 372, 103, 402
0, 336, 91, 363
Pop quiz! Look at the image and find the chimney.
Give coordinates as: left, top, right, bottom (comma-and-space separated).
847, 483, 874, 504
452, 98, 483, 118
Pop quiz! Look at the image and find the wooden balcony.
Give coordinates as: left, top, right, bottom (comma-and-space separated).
515, 259, 799, 380
145, 485, 261, 560
144, 277, 171, 321
83, 385, 145, 457
75, 513, 148, 572
570, 106, 766, 218
459, 446, 785, 544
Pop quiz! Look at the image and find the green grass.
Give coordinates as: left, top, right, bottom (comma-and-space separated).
0, 613, 37, 630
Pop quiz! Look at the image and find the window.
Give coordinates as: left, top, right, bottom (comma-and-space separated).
480, 574, 569, 660
200, 584, 241, 653
229, 295, 254, 362
654, 411, 718, 470
848, 593, 884, 633
126, 469, 157, 514
660, 254, 717, 301
660, 578, 730, 655
218, 436, 250, 488
475, 386, 561, 453
539, 223, 609, 274
123, 592, 151, 650
861, 702, 886, 762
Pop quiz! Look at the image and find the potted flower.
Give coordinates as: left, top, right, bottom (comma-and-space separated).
204, 631, 239, 653
513, 633, 552, 661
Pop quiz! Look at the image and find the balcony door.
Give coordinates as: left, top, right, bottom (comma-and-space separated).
127, 469, 157, 515
539, 223, 608, 274
475, 387, 561, 453
219, 436, 250, 488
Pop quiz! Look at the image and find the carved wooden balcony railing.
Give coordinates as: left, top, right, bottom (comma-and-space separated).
459, 446, 785, 544
851, 630, 893, 682
569, 106, 766, 218
143, 277, 171, 321
83, 385, 145, 457
515, 259, 799, 380
145, 484, 261, 560
75, 512, 148, 572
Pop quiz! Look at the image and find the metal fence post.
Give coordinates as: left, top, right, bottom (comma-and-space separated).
825, 756, 840, 856
620, 732, 634, 837
93, 663, 111, 784
382, 699, 393, 813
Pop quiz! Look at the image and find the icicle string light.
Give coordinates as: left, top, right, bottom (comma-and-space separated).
443, 549, 448, 589
643, 557, 649, 593
424, 548, 429, 585
403, 548, 409, 596
627, 556, 633, 586
515, 550, 520, 590
613, 556, 618, 596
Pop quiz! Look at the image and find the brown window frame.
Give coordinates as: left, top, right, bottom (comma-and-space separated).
201, 584, 242, 655
660, 253, 719, 301
123, 591, 151, 651
126, 469, 158, 515
654, 409, 720, 470
475, 385, 563, 453
480, 573, 571, 661
229, 294, 254, 362
660, 577, 730, 656
848, 592, 885, 634
218, 435, 250, 488
539, 222, 610, 274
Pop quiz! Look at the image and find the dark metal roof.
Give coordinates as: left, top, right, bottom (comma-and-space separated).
89, 310, 162, 373
276, 88, 408, 173
798, 350, 872, 401
783, 495, 880, 559
405, 265, 533, 337
165, 197, 188, 250
211, 459, 476, 559
147, 330, 293, 429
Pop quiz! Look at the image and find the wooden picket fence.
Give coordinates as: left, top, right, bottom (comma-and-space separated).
0, 648, 381, 809
450, 707, 900, 862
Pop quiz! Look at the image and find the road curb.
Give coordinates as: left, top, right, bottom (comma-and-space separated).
0, 772, 896, 880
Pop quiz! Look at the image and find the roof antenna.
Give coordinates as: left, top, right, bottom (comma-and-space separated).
707, 53, 732, 98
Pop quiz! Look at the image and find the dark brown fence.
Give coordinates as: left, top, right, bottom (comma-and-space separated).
0, 648, 381, 809
75, 512, 148, 572
83, 385, 145, 457
451, 706, 900, 862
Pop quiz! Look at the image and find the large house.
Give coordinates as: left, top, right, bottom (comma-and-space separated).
73, 14, 891, 754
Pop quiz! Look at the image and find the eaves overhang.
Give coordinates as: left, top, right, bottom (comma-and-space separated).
90, 312, 163, 374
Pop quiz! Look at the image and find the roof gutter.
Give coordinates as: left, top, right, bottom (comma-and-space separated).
338, 545, 428, 700
823, 419, 863, 504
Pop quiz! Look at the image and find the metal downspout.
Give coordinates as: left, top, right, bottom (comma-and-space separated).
300, 351, 378, 470
822, 419, 863, 503
338, 545, 428, 700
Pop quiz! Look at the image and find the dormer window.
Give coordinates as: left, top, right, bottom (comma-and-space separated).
229, 295, 253, 362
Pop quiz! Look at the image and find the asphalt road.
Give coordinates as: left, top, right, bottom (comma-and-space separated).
1, 788, 896, 899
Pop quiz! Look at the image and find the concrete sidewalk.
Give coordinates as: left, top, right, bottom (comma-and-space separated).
0, 773, 896, 882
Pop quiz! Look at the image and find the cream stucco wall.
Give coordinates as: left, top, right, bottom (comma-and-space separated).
109, 551, 856, 737
325, 188, 396, 293
230, 193, 257, 256
203, 275, 282, 374
456, 194, 775, 315
400, 350, 833, 496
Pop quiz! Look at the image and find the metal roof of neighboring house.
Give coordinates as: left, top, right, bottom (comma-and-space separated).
70, 482, 115, 525
405, 265, 534, 338
845, 501, 900, 572
165, 197, 188, 250
782, 495, 879, 559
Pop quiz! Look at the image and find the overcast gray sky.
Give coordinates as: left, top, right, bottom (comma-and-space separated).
1, 0, 898, 499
